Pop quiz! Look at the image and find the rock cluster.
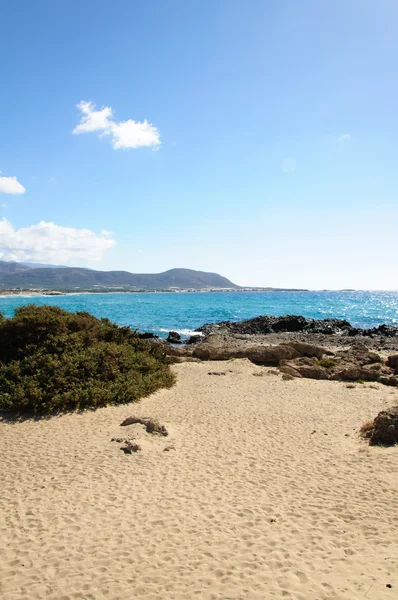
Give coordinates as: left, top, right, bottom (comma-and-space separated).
280, 345, 397, 385
195, 315, 398, 338
183, 334, 398, 387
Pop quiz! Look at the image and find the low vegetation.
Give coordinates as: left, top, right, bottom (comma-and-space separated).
0, 305, 175, 415
359, 420, 375, 439
316, 358, 337, 368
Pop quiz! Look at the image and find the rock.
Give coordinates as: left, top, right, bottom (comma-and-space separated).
195, 315, 355, 336
121, 441, 141, 454
163, 445, 175, 451
369, 405, 398, 445
120, 416, 168, 436
145, 419, 168, 436
138, 332, 158, 339
170, 356, 201, 363
378, 375, 398, 387
186, 335, 203, 344
167, 331, 182, 344
284, 341, 333, 359
165, 344, 188, 357
195, 315, 398, 339
208, 371, 226, 376
282, 373, 294, 381
245, 346, 300, 364
331, 366, 380, 382
294, 365, 329, 380
279, 365, 303, 378
192, 335, 300, 363
363, 324, 398, 338
387, 354, 398, 370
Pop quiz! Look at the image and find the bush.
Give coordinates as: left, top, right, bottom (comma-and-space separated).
0, 305, 175, 415
316, 358, 337, 368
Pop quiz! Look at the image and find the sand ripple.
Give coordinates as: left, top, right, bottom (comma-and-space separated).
1, 360, 397, 599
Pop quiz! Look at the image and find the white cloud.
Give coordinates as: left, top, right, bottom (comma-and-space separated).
281, 158, 297, 173
73, 101, 160, 150
0, 172, 26, 194
1, 203, 7, 209
0, 218, 116, 264
337, 133, 352, 143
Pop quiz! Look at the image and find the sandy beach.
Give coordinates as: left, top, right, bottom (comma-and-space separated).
1, 359, 397, 600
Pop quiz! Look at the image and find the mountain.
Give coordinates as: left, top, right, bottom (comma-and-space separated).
0, 262, 239, 290
21, 262, 70, 269
0, 261, 31, 279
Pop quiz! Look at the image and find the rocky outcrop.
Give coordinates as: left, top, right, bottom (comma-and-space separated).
283, 341, 334, 359
369, 406, 398, 446
162, 329, 398, 387
192, 334, 300, 364
280, 347, 397, 386
195, 315, 398, 338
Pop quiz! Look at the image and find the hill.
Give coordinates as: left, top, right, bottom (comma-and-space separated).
0, 263, 239, 290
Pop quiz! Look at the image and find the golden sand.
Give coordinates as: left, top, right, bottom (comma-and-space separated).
1, 360, 397, 600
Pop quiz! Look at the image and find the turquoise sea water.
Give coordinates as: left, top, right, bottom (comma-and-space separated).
0, 291, 397, 338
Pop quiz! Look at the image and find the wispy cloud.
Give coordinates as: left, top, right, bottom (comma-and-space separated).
73, 101, 160, 150
337, 133, 352, 143
0, 218, 116, 264
281, 158, 297, 173
0, 171, 26, 194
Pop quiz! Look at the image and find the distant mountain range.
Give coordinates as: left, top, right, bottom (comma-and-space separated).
0, 261, 239, 290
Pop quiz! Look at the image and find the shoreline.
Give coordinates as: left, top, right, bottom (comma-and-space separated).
1, 288, 398, 297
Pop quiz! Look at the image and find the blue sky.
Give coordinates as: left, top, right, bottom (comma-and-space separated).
1, 0, 397, 289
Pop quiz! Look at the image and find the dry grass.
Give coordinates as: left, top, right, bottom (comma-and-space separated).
359, 419, 375, 439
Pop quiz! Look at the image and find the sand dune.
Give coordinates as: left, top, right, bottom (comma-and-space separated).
1, 359, 397, 600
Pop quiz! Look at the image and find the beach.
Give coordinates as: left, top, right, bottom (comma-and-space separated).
1, 359, 397, 600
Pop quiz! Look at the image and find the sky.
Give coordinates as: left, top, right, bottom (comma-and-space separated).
1, 0, 397, 289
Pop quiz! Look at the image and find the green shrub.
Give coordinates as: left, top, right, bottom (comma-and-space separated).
316, 358, 337, 368
0, 305, 175, 415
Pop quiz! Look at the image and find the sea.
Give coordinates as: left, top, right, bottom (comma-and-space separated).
1, 291, 397, 339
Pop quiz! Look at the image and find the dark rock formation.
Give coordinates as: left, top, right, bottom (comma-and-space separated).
167, 331, 182, 344
369, 406, 398, 446
387, 354, 398, 370
196, 315, 355, 336
195, 315, 398, 338
186, 335, 203, 344
138, 332, 158, 339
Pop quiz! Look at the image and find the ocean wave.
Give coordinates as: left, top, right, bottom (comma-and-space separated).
159, 328, 203, 337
